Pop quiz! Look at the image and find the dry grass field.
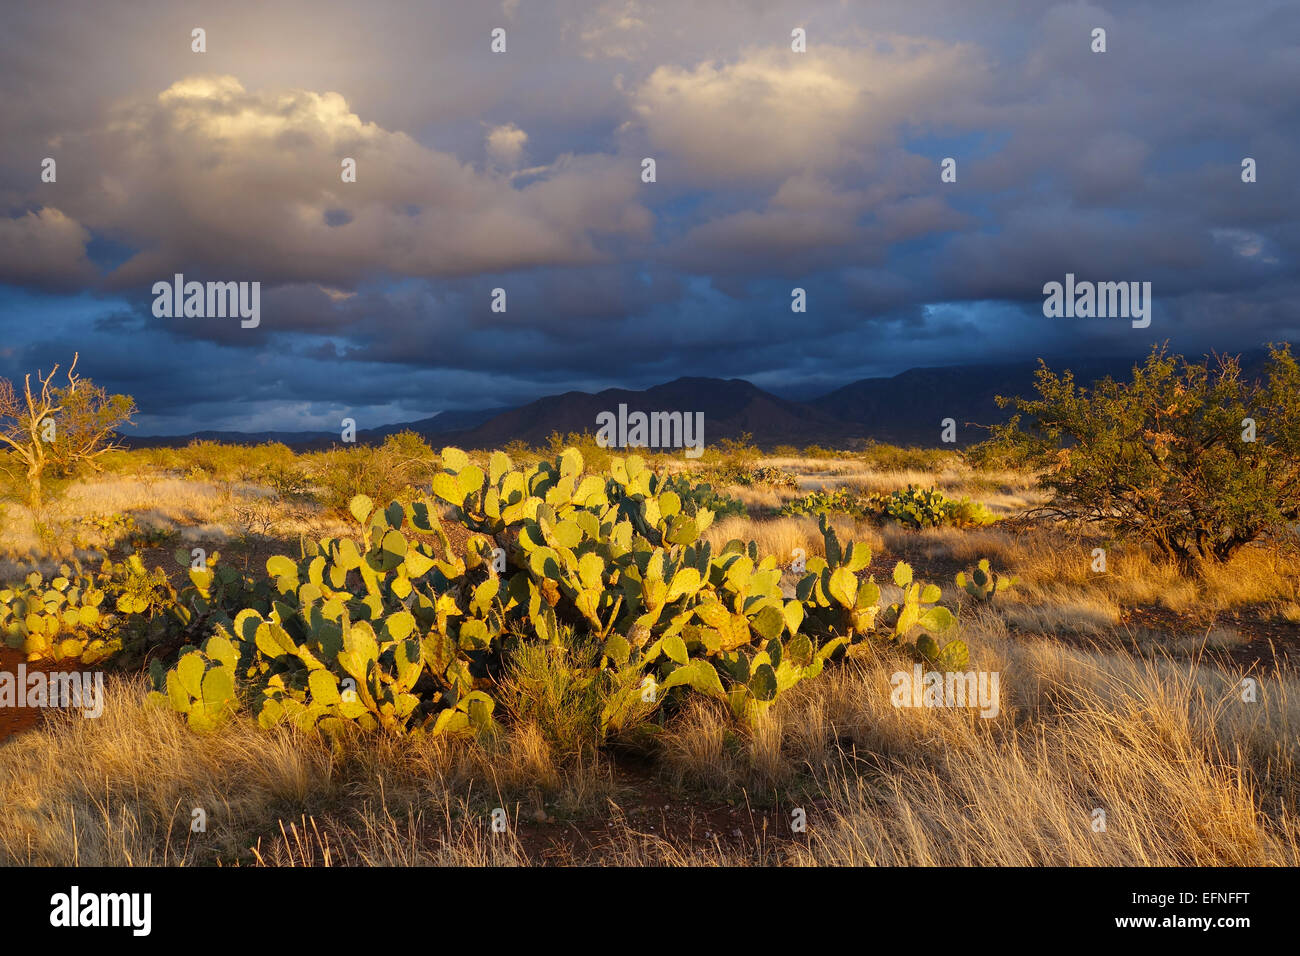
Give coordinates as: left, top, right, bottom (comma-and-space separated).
1, 443, 1297, 867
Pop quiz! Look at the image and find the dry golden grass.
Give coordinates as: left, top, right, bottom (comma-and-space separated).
877, 521, 1300, 620
759, 457, 864, 476
725, 485, 793, 511
658, 632, 1299, 866
695, 458, 1044, 519
3, 454, 1298, 867
3, 627, 1295, 866
782, 640, 1298, 865
0, 474, 352, 573
999, 588, 1124, 636
1272, 601, 1300, 624
703, 514, 883, 564
0, 675, 622, 866
0, 676, 335, 865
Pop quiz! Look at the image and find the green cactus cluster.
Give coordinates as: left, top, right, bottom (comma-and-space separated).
143, 482, 508, 738
133, 447, 967, 737
867, 485, 998, 530
955, 558, 1017, 603
796, 515, 967, 669
0, 548, 254, 666
0, 562, 116, 663
782, 485, 997, 530
149, 637, 239, 731
73, 512, 137, 550
780, 488, 871, 519
656, 473, 748, 520
1, 445, 973, 739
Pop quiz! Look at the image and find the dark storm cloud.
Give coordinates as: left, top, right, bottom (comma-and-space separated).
0, 0, 1297, 431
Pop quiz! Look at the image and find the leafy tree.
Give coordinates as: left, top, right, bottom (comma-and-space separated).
0, 353, 136, 507
977, 344, 1300, 569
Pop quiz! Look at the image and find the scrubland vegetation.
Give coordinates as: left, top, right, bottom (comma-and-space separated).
1, 348, 1297, 866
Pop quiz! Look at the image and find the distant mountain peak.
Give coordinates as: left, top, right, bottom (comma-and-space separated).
124, 352, 1262, 451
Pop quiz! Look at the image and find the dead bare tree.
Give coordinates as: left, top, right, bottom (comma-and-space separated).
0, 353, 137, 507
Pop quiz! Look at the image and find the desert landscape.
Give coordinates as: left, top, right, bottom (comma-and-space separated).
0, 4, 1294, 932
2, 346, 1297, 868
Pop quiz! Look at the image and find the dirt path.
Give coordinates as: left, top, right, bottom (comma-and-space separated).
0, 645, 104, 744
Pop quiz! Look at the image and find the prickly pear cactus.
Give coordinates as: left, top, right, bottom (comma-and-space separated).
955, 558, 1017, 602
0, 563, 117, 663
130, 447, 968, 737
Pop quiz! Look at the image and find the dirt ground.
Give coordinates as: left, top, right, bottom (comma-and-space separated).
0, 645, 102, 743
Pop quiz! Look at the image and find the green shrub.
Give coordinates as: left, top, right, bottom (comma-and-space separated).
983, 344, 1300, 567
800, 444, 840, 460
254, 463, 314, 500
303, 432, 435, 516
709, 464, 799, 490
500, 632, 654, 756
545, 430, 613, 473
857, 441, 962, 471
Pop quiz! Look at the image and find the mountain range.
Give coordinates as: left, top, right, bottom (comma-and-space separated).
125, 351, 1272, 452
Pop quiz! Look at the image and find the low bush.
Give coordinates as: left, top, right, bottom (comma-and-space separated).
978, 345, 1300, 568
303, 431, 435, 516
781, 485, 997, 528
707, 464, 800, 491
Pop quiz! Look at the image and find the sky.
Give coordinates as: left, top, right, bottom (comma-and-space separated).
0, 0, 1296, 435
